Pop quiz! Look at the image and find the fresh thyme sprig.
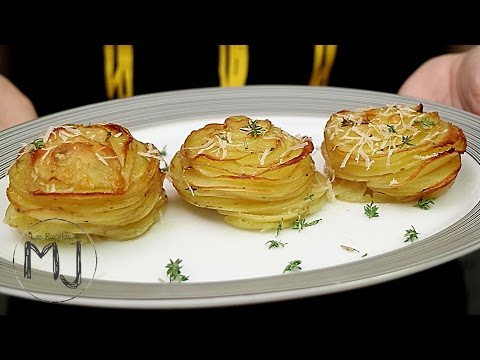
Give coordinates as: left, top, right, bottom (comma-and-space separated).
364, 202, 379, 218
165, 258, 189, 282
160, 145, 167, 157
240, 119, 267, 138
276, 220, 283, 237
303, 194, 314, 201
415, 198, 435, 210
283, 260, 302, 273
387, 125, 396, 133
398, 135, 415, 148
404, 226, 419, 243
414, 118, 436, 129
292, 215, 321, 232
265, 239, 287, 249
217, 134, 228, 142
32, 138, 45, 150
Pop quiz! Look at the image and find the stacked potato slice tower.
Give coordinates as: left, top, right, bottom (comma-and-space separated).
170, 116, 329, 230
321, 104, 467, 202
5, 124, 167, 240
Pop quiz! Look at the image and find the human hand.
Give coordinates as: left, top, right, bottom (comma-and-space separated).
399, 46, 480, 116
0, 74, 37, 131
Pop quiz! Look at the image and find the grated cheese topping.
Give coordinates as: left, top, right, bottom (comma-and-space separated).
279, 142, 309, 159
95, 153, 109, 166
259, 148, 270, 165
326, 104, 446, 170
413, 153, 438, 160
324, 168, 336, 202
389, 178, 399, 187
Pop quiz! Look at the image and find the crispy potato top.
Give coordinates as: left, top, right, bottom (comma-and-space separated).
9, 123, 163, 196
324, 104, 466, 171
180, 115, 313, 177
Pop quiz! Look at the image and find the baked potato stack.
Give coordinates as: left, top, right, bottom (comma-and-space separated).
321, 104, 467, 202
170, 116, 329, 230
5, 124, 167, 240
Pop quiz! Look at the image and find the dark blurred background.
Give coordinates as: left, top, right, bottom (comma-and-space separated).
1, 44, 451, 116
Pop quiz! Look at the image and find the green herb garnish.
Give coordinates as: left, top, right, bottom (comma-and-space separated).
304, 194, 314, 201
283, 260, 302, 273
387, 125, 396, 133
165, 258, 189, 282
32, 138, 45, 150
361, 253, 368, 258
276, 220, 283, 237
415, 198, 435, 210
404, 226, 419, 243
292, 215, 321, 232
217, 134, 228, 142
240, 119, 267, 138
399, 135, 415, 148
265, 239, 287, 249
160, 146, 167, 157
364, 202, 379, 218
414, 118, 435, 129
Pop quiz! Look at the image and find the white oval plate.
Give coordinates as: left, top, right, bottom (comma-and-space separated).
1, 85, 480, 308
